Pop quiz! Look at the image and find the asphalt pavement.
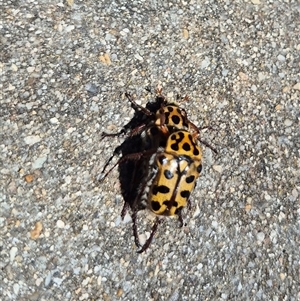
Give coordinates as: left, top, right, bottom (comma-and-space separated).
1, 1, 299, 300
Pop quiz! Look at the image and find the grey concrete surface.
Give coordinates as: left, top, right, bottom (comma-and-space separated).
0, 1, 299, 300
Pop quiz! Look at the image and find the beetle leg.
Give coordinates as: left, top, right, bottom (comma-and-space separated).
125, 92, 153, 116
121, 202, 129, 219
131, 210, 141, 248
177, 210, 184, 227
198, 139, 218, 154
99, 145, 123, 177
99, 149, 156, 182
101, 129, 126, 140
137, 218, 162, 253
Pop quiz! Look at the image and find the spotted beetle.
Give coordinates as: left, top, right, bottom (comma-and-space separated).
100, 90, 216, 253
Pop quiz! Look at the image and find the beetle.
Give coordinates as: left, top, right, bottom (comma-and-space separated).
100, 90, 217, 252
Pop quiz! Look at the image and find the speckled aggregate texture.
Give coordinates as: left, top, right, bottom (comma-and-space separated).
0, 0, 299, 300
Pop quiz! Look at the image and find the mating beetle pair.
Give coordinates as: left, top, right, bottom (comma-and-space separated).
100, 89, 216, 253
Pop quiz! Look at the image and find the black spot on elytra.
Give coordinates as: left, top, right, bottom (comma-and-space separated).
178, 132, 185, 140
183, 142, 191, 151
170, 133, 177, 140
197, 164, 202, 173
167, 106, 174, 112
187, 134, 200, 156
171, 115, 180, 125
165, 112, 170, 120
181, 190, 190, 199
163, 200, 178, 208
151, 200, 161, 211
164, 169, 173, 179
152, 185, 170, 195
171, 143, 179, 151
193, 148, 200, 156
186, 175, 195, 183
170, 131, 186, 152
